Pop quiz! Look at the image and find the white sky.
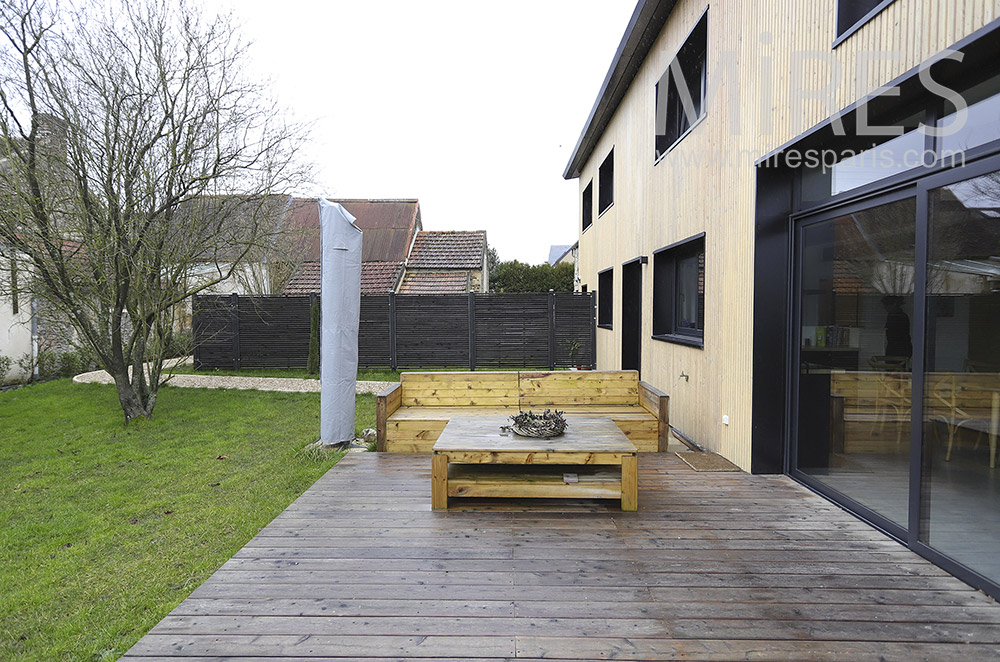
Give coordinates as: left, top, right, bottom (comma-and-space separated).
201, 0, 637, 264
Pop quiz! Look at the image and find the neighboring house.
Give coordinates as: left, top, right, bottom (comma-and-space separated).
283, 198, 420, 294
549, 241, 581, 292
547, 243, 576, 267
0, 255, 31, 382
566, 1, 1000, 596
399, 231, 488, 294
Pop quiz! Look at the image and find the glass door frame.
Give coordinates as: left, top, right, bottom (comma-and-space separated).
787, 187, 919, 544
907, 151, 1000, 597
786, 151, 1000, 600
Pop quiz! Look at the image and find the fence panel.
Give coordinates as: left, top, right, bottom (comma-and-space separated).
554, 292, 596, 369
395, 294, 469, 368
192, 296, 236, 369
474, 293, 550, 369
359, 295, 390, 368
236, 296, 313, 368
193, 292, 594, 371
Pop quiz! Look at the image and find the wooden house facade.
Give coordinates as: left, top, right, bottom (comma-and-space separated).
566, 0, 1000, 598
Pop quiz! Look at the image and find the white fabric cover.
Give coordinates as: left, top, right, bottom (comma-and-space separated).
319, 199, 363, 443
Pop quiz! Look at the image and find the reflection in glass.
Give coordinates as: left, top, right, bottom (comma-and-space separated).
922, 169, 1000, 583
676, 253, 699, 331
796, 198, 916, 525
831, 130, 927, 195
937, 74, 1000, 155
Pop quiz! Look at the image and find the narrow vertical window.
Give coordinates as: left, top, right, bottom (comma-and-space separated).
654, 12, 708, 160
597, 268, 613, 328
598, 149, 614, 214
582, 180, 593, 231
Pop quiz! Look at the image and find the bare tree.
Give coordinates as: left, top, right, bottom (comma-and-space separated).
0, 0, 311, 421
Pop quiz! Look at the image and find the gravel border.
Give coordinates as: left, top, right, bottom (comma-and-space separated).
73, 364, 394, 395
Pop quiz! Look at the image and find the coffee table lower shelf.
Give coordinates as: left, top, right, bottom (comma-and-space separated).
447, 464, 624, 500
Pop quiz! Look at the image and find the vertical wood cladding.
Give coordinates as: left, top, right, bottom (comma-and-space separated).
575, 0, 998, 469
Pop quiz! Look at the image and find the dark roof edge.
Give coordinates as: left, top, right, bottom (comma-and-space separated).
562, 0, 678, 180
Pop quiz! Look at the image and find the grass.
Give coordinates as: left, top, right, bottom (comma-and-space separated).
0, 379, 375, 661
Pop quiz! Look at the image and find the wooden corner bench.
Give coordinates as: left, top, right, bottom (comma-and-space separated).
376, 370, 669, 453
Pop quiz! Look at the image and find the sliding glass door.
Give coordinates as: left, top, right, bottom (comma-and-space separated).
792, 156, 1000, 594
921, 166, 1000, 582
794, 195, 916, 529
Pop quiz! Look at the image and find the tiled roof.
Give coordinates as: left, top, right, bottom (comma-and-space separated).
406, 231, 486, 270
284, 198, 421, 263
398, 271, 470, 294
361, 261, 404, 293
283, 261, 320, 295
283, 260, 404, 295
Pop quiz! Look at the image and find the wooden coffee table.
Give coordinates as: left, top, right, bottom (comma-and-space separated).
431, 416, 638, 510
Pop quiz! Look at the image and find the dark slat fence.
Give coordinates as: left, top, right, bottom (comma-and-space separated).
193, 292, 596, 370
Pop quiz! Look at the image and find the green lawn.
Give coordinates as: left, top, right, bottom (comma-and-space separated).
0, 380, 374, 661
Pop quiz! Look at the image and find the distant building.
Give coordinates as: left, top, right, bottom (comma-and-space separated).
399, 231, 488, 294
283, 198, 421, 295
547, 244, 576, 267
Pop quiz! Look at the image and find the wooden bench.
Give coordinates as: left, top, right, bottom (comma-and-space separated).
376, 370, 668, 453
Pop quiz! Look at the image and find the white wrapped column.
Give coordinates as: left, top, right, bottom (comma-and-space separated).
319, 199, 363, 443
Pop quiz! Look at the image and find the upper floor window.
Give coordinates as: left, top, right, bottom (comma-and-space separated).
654, 11, 707, 161
582, 180, 593, 231
598, 149, 614, 214
836, 0, 896, 42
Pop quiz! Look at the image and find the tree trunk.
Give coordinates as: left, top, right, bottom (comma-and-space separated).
111, 371, 152, 423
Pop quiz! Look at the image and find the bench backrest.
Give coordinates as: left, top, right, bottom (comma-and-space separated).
398, 370, 642, 408
519, 370, 639, 408
399, 372, 519, 407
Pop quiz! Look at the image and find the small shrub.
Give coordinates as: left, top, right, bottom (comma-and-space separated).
0, 354, 13, 383
306, 296, 320, 375
36, 347, 98, 379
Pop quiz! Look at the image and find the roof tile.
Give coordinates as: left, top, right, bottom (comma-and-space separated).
406, 231, 486, 270
283, 260, 404, 295
398, 271, 470, 294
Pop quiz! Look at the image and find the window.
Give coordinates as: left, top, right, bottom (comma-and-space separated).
582, 180, 593, 231
654, 12, 707, 160
598, 149, 614, 214
597, 268, 613, 328
836, 0, 896, 41
653, 234, 705, 345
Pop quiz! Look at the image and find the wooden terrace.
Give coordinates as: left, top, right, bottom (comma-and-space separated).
122, 453, 1000, 660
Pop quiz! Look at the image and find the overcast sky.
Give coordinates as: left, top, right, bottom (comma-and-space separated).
201, 0, 636, 264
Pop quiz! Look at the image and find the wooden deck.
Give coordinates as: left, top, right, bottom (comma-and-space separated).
122, 453, 1000, 661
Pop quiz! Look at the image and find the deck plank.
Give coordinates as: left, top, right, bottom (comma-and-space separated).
121, 453, 1000, 660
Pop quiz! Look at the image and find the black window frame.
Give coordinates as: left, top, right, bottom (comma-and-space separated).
582, 180, 593, 232
652, 233, 705, 348
597, 267, 613, 329
598, 149, 614, 215
834, 0, 898, 47
654, 10, 708, 162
